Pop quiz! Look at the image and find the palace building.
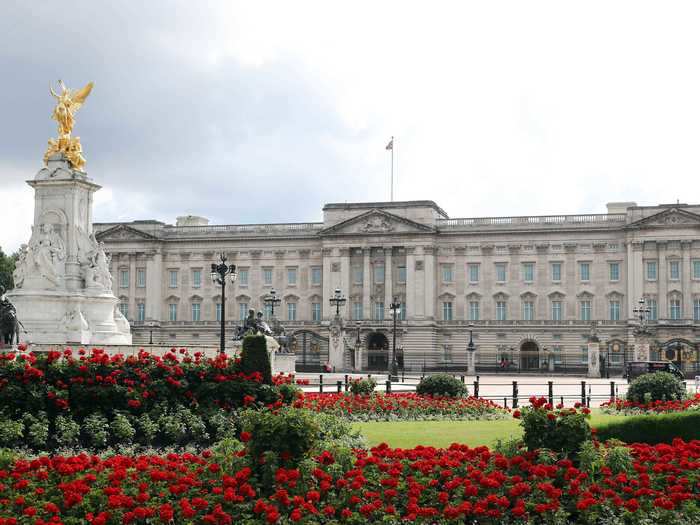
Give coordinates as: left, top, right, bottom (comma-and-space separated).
94, 200, 700, 375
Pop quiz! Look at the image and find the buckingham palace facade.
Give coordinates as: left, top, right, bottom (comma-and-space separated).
94, 200, 700, 375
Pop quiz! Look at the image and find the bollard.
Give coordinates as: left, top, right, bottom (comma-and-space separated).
512, 381, 519, 409
580, 381, 586, 405
473, 381, 479, 398
548, 381, 554, 407
460, 375, 465, 383
319, 374, 323, 394
337, 381, 342, 393
402, 369, 405, 383
344, 375, 349, 392
560, 396, 564, 407
503, 397, 508, 409
386, 380, 392, 394
610, 381, 615, 401
587, 385, 592, 408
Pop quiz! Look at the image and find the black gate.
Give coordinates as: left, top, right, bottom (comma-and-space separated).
293, 330, 329, 372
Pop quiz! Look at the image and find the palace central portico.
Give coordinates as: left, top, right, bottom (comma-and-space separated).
95, 200, 700, 376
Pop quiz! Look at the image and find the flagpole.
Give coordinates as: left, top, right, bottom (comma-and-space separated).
390, 135, 394, 202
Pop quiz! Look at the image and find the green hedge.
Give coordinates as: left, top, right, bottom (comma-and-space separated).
595, 411, 700, 444
239, 334, 272, 385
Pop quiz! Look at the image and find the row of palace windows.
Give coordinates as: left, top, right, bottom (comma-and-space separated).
439, 298, 700, 321
644, 260, 700, 281
439, 261, 623, 284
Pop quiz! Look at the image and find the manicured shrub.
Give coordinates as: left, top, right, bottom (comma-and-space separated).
349, 377, 377, 395
239, 334, 272, 385
516, 397, 591, 456
626, 372, 686, 403
595, 411, 700, 444
277, 382, 302, 404
416, 373, 468, 398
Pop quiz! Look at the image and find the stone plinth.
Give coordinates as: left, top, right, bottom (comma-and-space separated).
587, 341, 601, 378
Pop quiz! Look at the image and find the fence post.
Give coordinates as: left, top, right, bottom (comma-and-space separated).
319, 374, 323, 393
460, 375, 465, 383
337, 380, 342, 393
386, 380, 392, 394
402, 369, 405, 383
560, 396, 564, 406
473, 381, 479, 398
344, 375, 349, 392
580, 381, 586, 406
548, 381, 554, 407
512, 381, 519, 409
587, 385, 591, 408
504, 397, 508, 409
610, 381, 615, 401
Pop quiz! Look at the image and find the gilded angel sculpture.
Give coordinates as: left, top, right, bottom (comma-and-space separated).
43, 80, 94, 171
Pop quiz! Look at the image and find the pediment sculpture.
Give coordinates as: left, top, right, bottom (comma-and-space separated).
360, 216, 395, 233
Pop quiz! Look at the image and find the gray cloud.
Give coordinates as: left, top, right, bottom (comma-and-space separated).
0, 2, 376, 232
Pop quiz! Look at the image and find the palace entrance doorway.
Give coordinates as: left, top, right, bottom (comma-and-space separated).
367, 332, 389, 370
520, 341, 540, 371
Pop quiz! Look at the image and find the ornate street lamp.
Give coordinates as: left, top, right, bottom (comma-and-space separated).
329, 288, 346, 317
210, 253, 237, 354
633, 298, 651, 333
264, 289, 281, 319
466, 323, 476, 375
147, 320, 160, 345
389, 297, 401, 381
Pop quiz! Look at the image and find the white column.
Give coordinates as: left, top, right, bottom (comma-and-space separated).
362, 248, 371, 320
423, 246, 436, 320
340, 248, 351, 320
682, 241, 692, 318
322, 248, 332, 319
626, 240, 635, 319
406, 247, 416, 320
146, 250, 163, 322
658, 242, 667, 318
384, 248, 393, 309
128, 254, 137, 320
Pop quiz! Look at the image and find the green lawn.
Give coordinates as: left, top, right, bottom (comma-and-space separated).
353, 411, 630, 448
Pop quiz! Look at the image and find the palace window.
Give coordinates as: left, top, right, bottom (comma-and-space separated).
137, 303, 145, 322
263, 268, 273, 285
216, 303, 222, 322
192, 270, 201, 289
551, 262, 562, 282
399, 302, 407, 321
264, 304, 273, 320
353, 266, 363, 284
669, 261, 680, 280
168, 303, 177, 321
522, 301, 534, 321
374, 265, 385, 284
551, 301, 562, 321
694, 299, 700, 321
397, 266, 407, 283
609, 262, 620, 281
352, 302, 363, 320
646, 261, 657, 281
374, 302, 385, 320
441, 264, 454, 283
169, 270, 178, 288
468, 301, 480, 321
522, 263, 534, 283
496, 301, 507, 321
468, 264, 480, 283
648, 298, 657, 321
495, 263, 507, 283
670, 298, 682, 320
238, 302, 248, 320
693, 260, 700, 280
287, 302, 297, 321
238, 269, 249, 286
580, 300, 591, 321
442, 301, 453, 321
312, 302, 321, 321
120, 270, 129, 288
579, 262, 590, 282
609, 300, 620, 321
553, 345, 563, 364
191, 303, 201, 322
287, 267, 297, 285
118, 303, 129, 319
580, 346, 588, 364
136, 269, 146, 288
311, 266, 322, 285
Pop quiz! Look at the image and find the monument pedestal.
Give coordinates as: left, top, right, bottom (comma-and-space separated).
587, 341, 601, 378
328, 316, 345, 371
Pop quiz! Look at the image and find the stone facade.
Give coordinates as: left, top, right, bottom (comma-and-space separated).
95, 200, 700, 375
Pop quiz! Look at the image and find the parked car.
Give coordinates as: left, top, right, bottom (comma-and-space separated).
625, 361, 684, 381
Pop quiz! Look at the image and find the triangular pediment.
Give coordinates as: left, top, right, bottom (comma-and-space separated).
627, 208, 700, 229
320, 209, 435, 235
96, 224, 160, 241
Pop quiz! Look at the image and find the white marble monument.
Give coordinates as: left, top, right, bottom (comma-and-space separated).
7, 80, 131, 345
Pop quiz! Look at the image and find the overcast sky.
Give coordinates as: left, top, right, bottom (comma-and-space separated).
2, 1, 700, 254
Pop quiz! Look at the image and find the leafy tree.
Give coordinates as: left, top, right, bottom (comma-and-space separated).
0, 247, 16, 292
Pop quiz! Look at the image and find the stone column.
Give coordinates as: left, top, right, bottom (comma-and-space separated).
340, 248, 351, 321
634, 333, 650, 361
128, 254, 137, 320
406, 247, 416, 320
467, 350, 476, 375
587, 339, 601, 378
423, 246, 436, 320
362, 248, 371, 320
321, 248, 332, 319
384, 247, 393, 310
328, 317, 345, 371
146, 250, 163, 322
658, 242, 667, 318
682, 240, 692, 317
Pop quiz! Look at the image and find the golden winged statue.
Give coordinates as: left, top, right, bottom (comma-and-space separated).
43, 80, 94, 171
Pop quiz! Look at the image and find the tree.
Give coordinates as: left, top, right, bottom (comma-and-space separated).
0, 247, 16, 291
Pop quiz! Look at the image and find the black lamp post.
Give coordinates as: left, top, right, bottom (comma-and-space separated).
264, 289, 281, 319
467, 324, 475, 352
329, 288, 346, 317
389, 297, 401, 381
210, 253, 237, 354
148, 320, 159, 345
